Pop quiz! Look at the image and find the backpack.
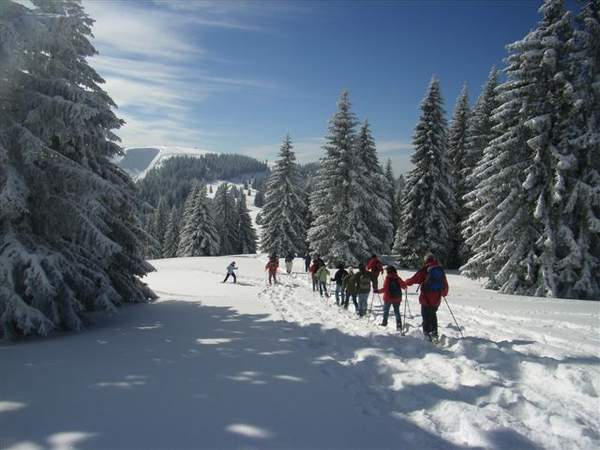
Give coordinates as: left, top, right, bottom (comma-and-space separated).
358, 273, 372, 291
388, 277, 402, 297
424, 266, 445, 292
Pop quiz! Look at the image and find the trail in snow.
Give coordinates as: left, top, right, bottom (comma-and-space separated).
1, 255, 598, 450
250, 264, 600, 450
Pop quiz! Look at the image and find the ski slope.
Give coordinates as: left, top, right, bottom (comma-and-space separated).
1, 255, 599, 450
117, 146, 212, 180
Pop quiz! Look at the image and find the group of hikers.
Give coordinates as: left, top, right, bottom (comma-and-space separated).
223, 252, 449, 342
306, 253, 448, 341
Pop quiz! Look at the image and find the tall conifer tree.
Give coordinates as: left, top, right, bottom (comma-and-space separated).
394, 78, 454, 267
0, 0, 153, 336
260, 136, 307, 256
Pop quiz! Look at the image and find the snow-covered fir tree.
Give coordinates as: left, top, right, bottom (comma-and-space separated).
446, 85, 471, 267
355, 121, 394, 253
385, 159, 401, 239
162, 207, 181, 258
152, 196, 169, 256
260, 135, 307, 256
254, 189, 265, 207
0, 0, 153, 337
460, 67, 500, 258
553, 0, 600, 299
177, 185, 220, 257
213, 183, 240, 255
236, 194, 257, 254
308, 91, 371, 265
393, 78, 455, 267
463, 0, 581, 297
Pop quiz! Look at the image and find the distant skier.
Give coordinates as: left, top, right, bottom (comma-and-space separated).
343, 268, 359, 311
222, 261, 237, 283
356, 264, 373, 317
309, 260, 319, 291
366, 254, 385, 290
316, 264, 330, 298
285, 253, 295, 274
332, 263, 348, 306
374, 266, 406, 331
405, 253, 448, 342
265, 255, 279, 286
304, 254, 311, 272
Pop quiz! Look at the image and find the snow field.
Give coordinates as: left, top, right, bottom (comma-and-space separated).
1, 254, 598, 450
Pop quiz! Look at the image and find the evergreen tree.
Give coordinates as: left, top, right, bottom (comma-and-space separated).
553, 0, 600, 299
355, 122, 394, 253
213, 183, 239, 255
463, 0, 578, 297
254, 189, 265, 207
177, 185, 220, 257
0, 0, 153, 336
461, 68, 500, 257
163, 207, 181, 258
394, 78, 455, 267
153, 196, 169, 256
260, 135, 307, 256
236, 193, 258, 254
447, 85, 471, 266
308, 91, 371, 265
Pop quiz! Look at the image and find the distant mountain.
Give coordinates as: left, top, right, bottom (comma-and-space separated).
117, 146, 211, 179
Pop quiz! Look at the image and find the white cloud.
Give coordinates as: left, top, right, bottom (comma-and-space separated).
83, 0, 273, 149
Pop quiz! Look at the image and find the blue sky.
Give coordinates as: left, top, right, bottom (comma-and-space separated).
85, 0, 569, 175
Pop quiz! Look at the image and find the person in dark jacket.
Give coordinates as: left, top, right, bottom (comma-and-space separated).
405, 253, 449, 341
331, 263, 348, 306
343, 268, 359, 311
304, 254, 311, 272
285, 253, 295, 274
374, 266, 407, 330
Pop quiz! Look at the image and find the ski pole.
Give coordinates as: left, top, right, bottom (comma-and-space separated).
443, 296, 464, 339
367, 291, 375, 320
402, 289, 409, 333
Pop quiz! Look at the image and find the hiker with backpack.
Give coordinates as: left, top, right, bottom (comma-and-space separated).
222, 261, 238, 283
374, 266, 407, 331
356, 264, 373, 317
304, 254, 311, 272
285, 253, 295, 274
366, 254, 384, 290
316, 264, 331, 298
343, 268, 359, 311
331, 263, 348, 306
265, 255, 279, 286
405, 253, 449, 342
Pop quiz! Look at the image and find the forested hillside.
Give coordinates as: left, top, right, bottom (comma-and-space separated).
138, 153, 269, 209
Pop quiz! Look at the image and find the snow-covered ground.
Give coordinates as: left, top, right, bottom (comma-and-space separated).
2, 255, 599, 450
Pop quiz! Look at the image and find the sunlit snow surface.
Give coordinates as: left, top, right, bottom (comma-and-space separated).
2, 255, 598, 450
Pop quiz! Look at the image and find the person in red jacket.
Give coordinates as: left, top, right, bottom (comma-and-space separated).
309, 260, 318, 291
374, 266, 407, 331
265, 255, 279, 286
366, 254, 384, 290
405, 253, 449, 341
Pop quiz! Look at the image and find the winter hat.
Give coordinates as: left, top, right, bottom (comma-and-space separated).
424, 253, 435, 263
386, 266, 397, 274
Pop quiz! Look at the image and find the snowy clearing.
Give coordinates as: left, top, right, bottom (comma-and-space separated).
1, 255, 599, 450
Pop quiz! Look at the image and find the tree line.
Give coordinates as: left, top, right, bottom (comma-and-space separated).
262, 0, 599, 300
